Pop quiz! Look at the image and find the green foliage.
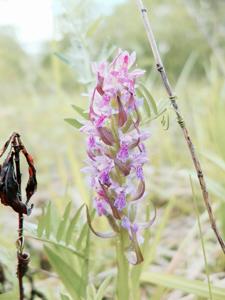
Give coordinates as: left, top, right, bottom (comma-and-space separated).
95, 277, 111, 300
45, 245, 85, 299
190, 177, 213, 300
61, 294, 72, 300
136, 82, 169, 127
65, 103, 89, 130
71, 104, 89, 120
0, 291, 18, 300
141, 271, 225, 300
30, 201, 89, 299
64, 118, 84, 129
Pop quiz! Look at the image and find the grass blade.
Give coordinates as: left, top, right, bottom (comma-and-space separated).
56, 201, 72, 242
65, 204, 85, 245
72, 104, 89, 120
95, 276, 112, 300
64, 118, 83, 129
141, 272, 225, 300
45, 245, 85, 300
190, 176, 213, 300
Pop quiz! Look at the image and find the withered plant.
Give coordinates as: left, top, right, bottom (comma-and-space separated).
0, 133, 37, 300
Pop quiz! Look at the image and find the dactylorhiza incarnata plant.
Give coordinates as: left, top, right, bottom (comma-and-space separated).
81, 50, 155, 265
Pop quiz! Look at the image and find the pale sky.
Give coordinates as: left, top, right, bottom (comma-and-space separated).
0, 0, 125, 52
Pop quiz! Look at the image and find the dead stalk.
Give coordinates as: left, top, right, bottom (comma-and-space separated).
136, 0, 225, 254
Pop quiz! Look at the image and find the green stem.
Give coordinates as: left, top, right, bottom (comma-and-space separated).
131, 265, 142, 300
116, 229, 129, 300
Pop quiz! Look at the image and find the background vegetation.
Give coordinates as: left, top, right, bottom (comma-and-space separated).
0, 0, 225, 299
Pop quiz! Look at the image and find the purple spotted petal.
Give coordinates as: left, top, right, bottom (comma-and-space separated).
117, 142, 129, 162
114, 191, 126, 211
94, 198, 108, 216
121, 216, 131, 230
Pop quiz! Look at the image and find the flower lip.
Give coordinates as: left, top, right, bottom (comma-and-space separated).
94, 198, 108, 216
114, 191, 126, 211
117, 142, 129, 162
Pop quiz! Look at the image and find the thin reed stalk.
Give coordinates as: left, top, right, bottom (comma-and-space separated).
136, 0, 225, 254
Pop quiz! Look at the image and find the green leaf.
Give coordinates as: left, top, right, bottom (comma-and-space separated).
72, 104, 89, 120
45, 202, 52, 239
143, 97, 151, 118
56, 201, 72, 242
95, 276, 112, 300
37, 206, 46, 238
161, 111, 170, 130
190, 176, 213, 300
45, 245, 85, 300
65, 204, 85, 245
138, 83, 158, 114
61, 294, 71, 300
87, 284, 97, 300
79, 227, 90, 298
75, 223, 89, 248
29, 235, 85, 259
65, 118, 83, 129
141, 272, 225, 300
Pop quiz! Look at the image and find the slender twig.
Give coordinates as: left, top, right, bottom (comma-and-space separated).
17, 213, 25, 300
13, 138, 25, 300
136, 0, 225, 254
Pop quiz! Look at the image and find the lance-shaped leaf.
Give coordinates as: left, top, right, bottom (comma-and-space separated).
72, 104, 89, 120
44, 245, 85, 300
138, 82, 158, 115
65, 204, 85, 245
65, 118, 83, 129
95, 276, 112, 300
56, 201, 72, 242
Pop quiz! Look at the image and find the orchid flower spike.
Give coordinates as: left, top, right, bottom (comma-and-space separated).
82, 49, 155, 264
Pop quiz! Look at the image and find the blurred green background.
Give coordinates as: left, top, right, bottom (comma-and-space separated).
0, 0, 225, 299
